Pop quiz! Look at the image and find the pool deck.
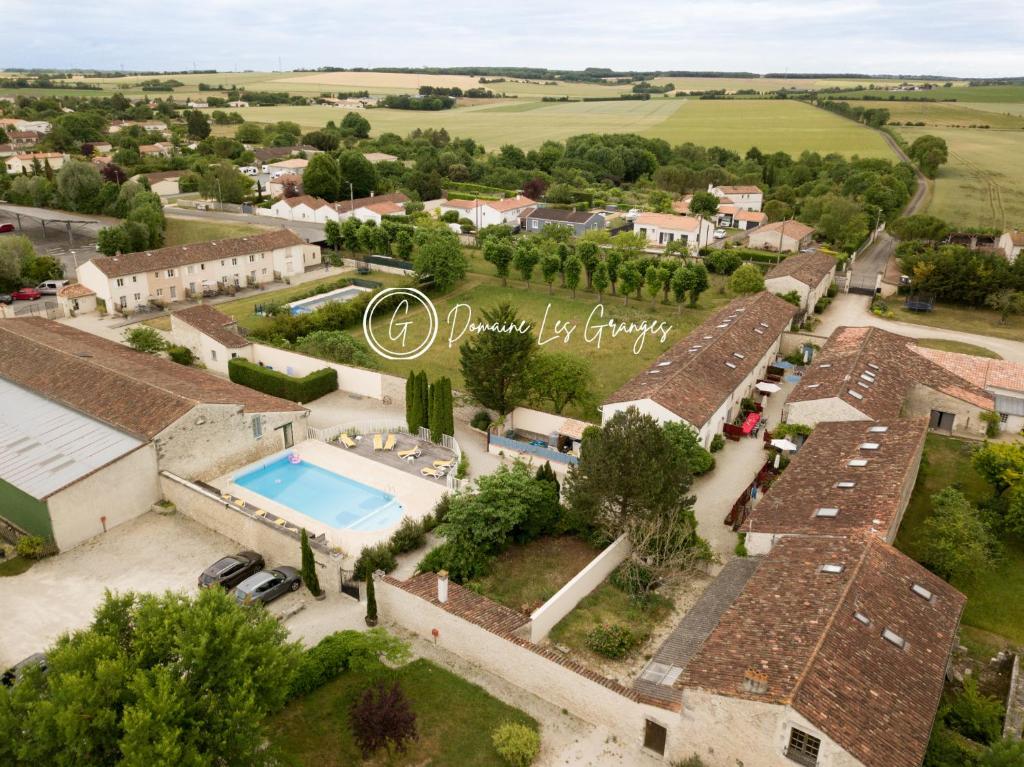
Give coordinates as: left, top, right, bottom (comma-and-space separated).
287, 284, 371, 314
212, 439, 447, 556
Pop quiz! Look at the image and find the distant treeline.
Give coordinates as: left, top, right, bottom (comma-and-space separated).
0, 76, 101, 90
418, 86, 494, 99
814, 99, 890, 127
380, 94, 455, 110
302, 66, 760, 82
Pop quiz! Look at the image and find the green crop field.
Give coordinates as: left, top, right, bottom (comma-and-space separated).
841, 84, 1024, 103
896, 126, 1024, 229
857, 100, 1024, 130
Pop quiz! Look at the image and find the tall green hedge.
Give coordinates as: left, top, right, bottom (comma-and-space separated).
228, 358, 337, 403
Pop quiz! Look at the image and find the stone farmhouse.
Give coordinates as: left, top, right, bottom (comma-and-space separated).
764, 250, 838, 313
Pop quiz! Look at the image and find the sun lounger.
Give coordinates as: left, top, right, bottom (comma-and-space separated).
383, 434, 397, 451
254, 509, 268, 518
432, 459, 455, 469
420, 466, 445, 479
397, 446, 421, 460
339, 433, 357, 449
373, 434, 384, 451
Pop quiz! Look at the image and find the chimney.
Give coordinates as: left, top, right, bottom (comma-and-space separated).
370, 191, 375, 197
741, 668, 769, 695
437, 570, 449, 603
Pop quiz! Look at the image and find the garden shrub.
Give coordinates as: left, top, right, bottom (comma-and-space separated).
227, 357, 337, 402
15, 535, 47, 559
943, 676, 1005, 745
980, 411, 1001, 439
610, 560, 655, 598
585, 623, 637, 659
423, 493, 451, 532
166, 344, 196, 366
288, 629, 410, 698
390, 517, 426, 554
734, 533, 748, 557
353, 541, 398, 580
471, 410, 493, 431
703, 250, 743, 275
814, 296, 833, 313
827, 282, 838, 298
492, 722, 541, 767
710, 434, 725, 453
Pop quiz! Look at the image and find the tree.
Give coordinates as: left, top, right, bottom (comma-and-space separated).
349, 680, 417, 758
909, 134, 949, 178
917, 488, 997, 582
341, 111, 371, 139
482, 236, 514, 286
592, 260, 610, 303
576, 239, 599, 289
234, 123, 263, 143
662, 421, 714, 475
197, 162, 252, 204
684, 263, 710, 307
563, 254, 582, 298
529, 353, 594, 415
985, 289, 1024, 325
0, 235, 34, 289
413, 229, 467, 292
617, 260, 642, 304
980, 739, 1024, 767
365, 572, 378, 626
688, 190, 720, 218
646, 265, 666, 306
55, 160, 102, 212
540, 252, 560, 294
891, 214, 951, 242
0, 589, 301, 766
20, 254, 64, 285
185, 110, 211, 139
338, 149, 378, 198
405, 370, 419, 433
459, 303, 536, 415
944, 676, 1006, 745
729, 263, 765, 294
512, 239, 539, 288
123, 326, 167, 353
302, 153, 341, 201
973, 442, 1024, 534
300, 528, 322, 596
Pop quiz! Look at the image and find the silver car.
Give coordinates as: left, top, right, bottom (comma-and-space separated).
232, 566, 302, 605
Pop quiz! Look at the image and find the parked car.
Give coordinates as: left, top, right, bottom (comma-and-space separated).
35, 280, 69, 296
0, 223, 15, 234
0, 294, 12, 305
713, 228, 727, 240
238, 166, 259, 177
198, 550, 265, 589
1, 653, 47, 687
232, 566, 301, 606
11, 287, 42, 301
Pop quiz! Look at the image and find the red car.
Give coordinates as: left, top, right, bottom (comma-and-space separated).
11, 288, 42, 301
0, 223, 14, 234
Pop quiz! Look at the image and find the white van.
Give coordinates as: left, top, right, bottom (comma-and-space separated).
36, 280, 69, 295
239, 166, 259, 177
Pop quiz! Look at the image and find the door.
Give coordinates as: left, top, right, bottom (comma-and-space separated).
929, 410, 955, 431
278, 422, 294, 449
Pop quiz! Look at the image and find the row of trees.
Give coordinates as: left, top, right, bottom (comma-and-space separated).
898, 240, 1024, 310
405, 371, 455, 441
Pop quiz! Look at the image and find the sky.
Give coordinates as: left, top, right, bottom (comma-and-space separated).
6, 0, 1024, 78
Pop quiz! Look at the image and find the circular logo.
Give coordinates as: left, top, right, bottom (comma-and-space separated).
362, 287, 439, 361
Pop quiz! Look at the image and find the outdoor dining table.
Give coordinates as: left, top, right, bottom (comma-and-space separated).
741, 412, 761, 436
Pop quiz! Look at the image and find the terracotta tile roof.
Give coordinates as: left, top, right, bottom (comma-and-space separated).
362, 152, 398, 163
754, 219, 815, 240
56, 283, 95, 299
604, 292, 798, 428
765, 250, 837, 288
678, 536, 965, 767
913, 346, 1024, 394
672, 196, 693, 214
715, 185, 763, 195
138, 143, 170, 153
441, 198, 483, 210
89, 229, 306, 279
0, 317, 303, 439
270, 173, 302, 186
15, 152, 63, 160
634, 212, 700, 230
788, 327, 995, 418
717, 204, 739, 215
364, 201, 405, 216
252, 145, 319, 163
279, 195, 326, 210
141, 170, 184, 183
744, 419, 927, 542
331, 192, 409, 214
172, 304, 250, 349
268, 158, 308, 169
734, 210, 767, 223
485, 196, 535, 212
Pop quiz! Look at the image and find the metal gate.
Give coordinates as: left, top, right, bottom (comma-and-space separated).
847, 275, 879, 296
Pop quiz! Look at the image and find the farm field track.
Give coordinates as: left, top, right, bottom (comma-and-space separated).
896, 126, 1024, 229
854, 100, 1024, 130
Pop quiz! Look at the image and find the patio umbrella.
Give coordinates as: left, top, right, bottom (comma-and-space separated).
755, 381, 781, 394
770, 438, 799, 452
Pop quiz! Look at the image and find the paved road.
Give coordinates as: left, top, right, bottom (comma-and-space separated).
164, 206, 327, 243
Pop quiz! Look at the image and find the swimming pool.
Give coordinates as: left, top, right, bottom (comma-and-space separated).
287, 285, 371, 315
233, 456, 404, 531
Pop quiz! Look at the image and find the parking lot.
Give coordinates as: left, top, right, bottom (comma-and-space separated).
0, 203, 107, 278
0, 511, 315, 668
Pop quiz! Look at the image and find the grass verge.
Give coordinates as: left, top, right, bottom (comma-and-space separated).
163, 217, 269, 247
0, 557, 33, 577
892, 303, 1024, 343
269, 658, 537, 767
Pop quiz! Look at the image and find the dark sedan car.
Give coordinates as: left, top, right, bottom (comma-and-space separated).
232, 566, 301, 606
198, 551, 265, 590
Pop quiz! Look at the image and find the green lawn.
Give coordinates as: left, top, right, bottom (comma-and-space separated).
548, 578, 673, 659
163, 218, 269, 247
892, 302, 1024, 343
269, 658, 537, 767
0, 557, 33, 577
895, 126, 1024, 229
468, 536, 601, 614
912, 338, 1002, 359
356, 273, 736, 418
894, 434, 1024, 644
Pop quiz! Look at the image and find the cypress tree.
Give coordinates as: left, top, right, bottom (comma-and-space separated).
440, 377, 454, 437
365, 572, 378, 626
299, 528, 322, 596
429, 381, 443, 442
405, 371, 416, 432
418, 371, 430, 431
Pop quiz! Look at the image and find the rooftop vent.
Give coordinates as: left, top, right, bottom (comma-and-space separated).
848, 459, 868, 467
815, 507, 839, 518
848, 389, 864, 400
657, 361, 672, 367
733, 352, 746, 359
806, 383, 820, 389
753, 328, 765, 335
854, 611, 871, 625
911, 584, 933, 601
704, 335, 714, 340
867, 362, 880, 370
725, 361, 737, 369
759, 322, 769, 328
868, 425, 888, 433
860, 442, 880, 450
882, 628, 906, 649
821, 564, 845, 574
819, 363, 832, 369
835, 481, 856, 489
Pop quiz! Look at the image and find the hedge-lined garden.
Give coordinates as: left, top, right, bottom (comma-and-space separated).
228, 357, 338, 403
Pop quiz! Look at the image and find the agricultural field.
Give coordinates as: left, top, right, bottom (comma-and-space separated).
840, 84, 1024, 103
895, 126, 1024, 229
860, 100, 1024, 130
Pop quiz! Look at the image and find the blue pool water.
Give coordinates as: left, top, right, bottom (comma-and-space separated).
234, 456, 403, 531
288, 286, 369, 315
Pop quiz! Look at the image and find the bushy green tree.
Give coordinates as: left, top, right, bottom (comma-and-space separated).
909, 134, 949, 178
300, 528, 322, 596
529, 352, 594, 415
483, 236, 514, 286
294, 330, 379, 369
728, 263, 765, 294
662, 421, 715, 475
973, 442, 1024, 534
413, 228, 467, 292
186, 110, 211, 139
123, 326, 167, 353
688, 190, 720, 218
302, 153, 341, 201
459, 303, 535, 415
917, 488, 997, 582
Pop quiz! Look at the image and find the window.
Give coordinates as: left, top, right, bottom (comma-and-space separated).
882, 628, 906, 649
1000, 413, 1009, 423
821, 563, 844, 574
252, 416, 263, 439
733, 352, 745, 359
786, 728, 821, 766
249, 255, 255, 262
154, 272, 159, 278
169, 287, 176, 299
867, 362, 880, 370
848, 389, 864, 400
133, 292, 141, 301
835, 481, 856, 488
231, 258, 237, 265
166, 269, 174, 277
119, 296, 127, 308
868, 425, 889, 433
911, 583, 933, 601
187, 265, 195, 274
210, 349, 217, 362
132, 275, 138, 282
643, 720, 667, 756
860, 442, 880, 450
815, 507, 839, 518
156, 288, 163, 297
725, 361, 737, 369
854, 611, 871, 625
116, 278, 124, 287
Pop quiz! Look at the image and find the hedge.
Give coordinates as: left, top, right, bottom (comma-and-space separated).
228, 358, 337, 403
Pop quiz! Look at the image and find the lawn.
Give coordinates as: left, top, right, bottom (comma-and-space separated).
892, 302, 1024, 343
548, 578, 673, 659
355, 272, 736, 418
468, 536, 601, 614
163, 218, 269, 247
894, 126, 1024, 229
269, 658, 537, 767
912, 338, 1002, 359
894, 434, 1024, 644
0, 557, 33, 577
